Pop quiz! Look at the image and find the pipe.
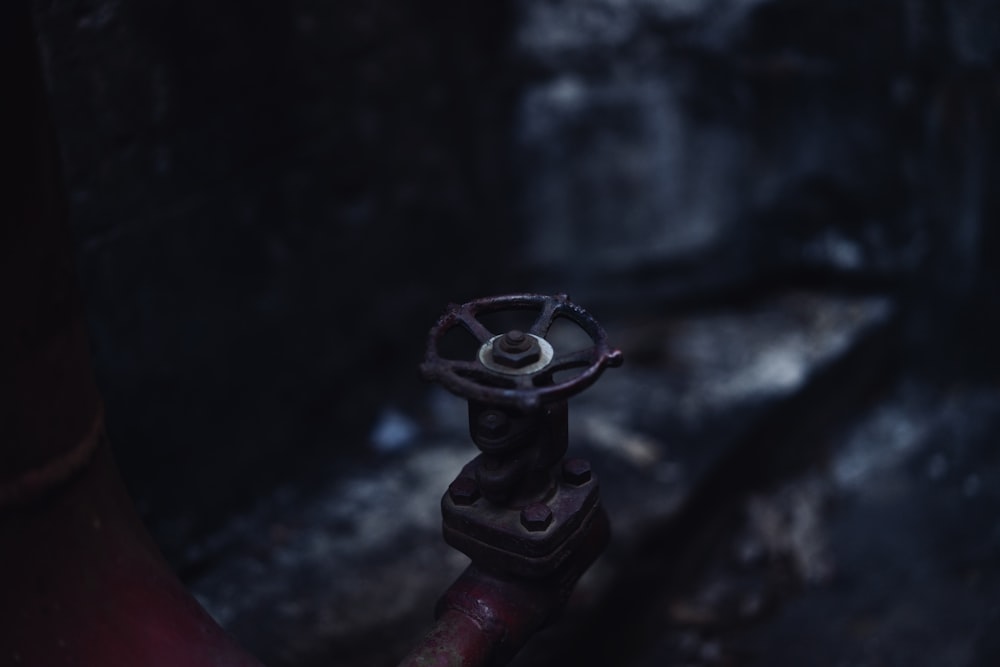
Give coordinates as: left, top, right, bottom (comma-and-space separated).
0, 3, 102, 504
399, 509, 610, 667
0, 5, 262, 666
399, 565, 561, 667
400, 607, 498, 667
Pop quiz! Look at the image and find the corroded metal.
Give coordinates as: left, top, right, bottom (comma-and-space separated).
421, 293, 623, 412
406, 294, 622, 665
442, 454, 602, 577
400, 509, 611, 667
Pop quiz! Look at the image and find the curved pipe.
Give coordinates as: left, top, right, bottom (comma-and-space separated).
0, 6, 262, 666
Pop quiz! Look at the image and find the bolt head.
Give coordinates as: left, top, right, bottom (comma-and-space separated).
520, 502, 553, 532
476, 410, 510, 438
562, 458, 592, 485
448, 477, 480, 506
492, 330, 542, 369
501, 330, 528, 349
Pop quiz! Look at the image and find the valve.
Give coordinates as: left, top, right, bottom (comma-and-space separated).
421, 294, 622, 578
421, 293, 623, 412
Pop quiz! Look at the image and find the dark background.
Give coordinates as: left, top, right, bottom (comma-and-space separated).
30, 0, 1000, 664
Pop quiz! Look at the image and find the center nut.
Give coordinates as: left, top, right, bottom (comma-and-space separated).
479, 330, 554, 375
493, 330, 540, 368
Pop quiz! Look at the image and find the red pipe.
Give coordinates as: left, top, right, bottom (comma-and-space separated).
0, 6, 262, 666
399, 566, 559, 667
400, 608, 497, 667
399, 509, 610, 666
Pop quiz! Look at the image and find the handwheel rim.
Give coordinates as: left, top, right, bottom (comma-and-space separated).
421, 293, 623, 411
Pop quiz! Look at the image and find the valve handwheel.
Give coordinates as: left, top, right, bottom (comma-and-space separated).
421, 293, 623, 411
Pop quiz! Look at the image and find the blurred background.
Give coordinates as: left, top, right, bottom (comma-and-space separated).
32, 0, 1000, 665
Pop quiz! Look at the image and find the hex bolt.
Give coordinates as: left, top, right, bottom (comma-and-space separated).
500, 330, 528, 351
520, 502, 553, 532
562, 458, 592, 486
477, 410, 510, 438
492, 330, 542, 369
448, 477, 480, 506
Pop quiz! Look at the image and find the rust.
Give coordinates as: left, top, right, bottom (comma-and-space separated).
420, 293, 623, 412
476, 410, 511, 439
562, 458, 592, 486
520, 502, 553, 532
492, 330, 542, 369
406, 294, 622, 665
448, 477, 481, 506
400, 509, 611, 667
442, 454, 602, 577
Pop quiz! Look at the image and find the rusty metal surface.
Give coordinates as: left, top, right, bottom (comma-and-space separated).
442, 456, 602, 577
401, 508, 610, 667
421, 294, 623, 411
397, 609, 495, 667
406, 293, 622, 664
465, 401, 570, 507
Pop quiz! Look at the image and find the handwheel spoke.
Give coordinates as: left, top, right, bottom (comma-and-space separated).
448, 360, 518, 390
516, 375, 536, 390
546, 347, 598, 373
423, 294, 620, 409
529, 296, 560, 337
458, 309, 494, 344
448, 359, 493, 380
